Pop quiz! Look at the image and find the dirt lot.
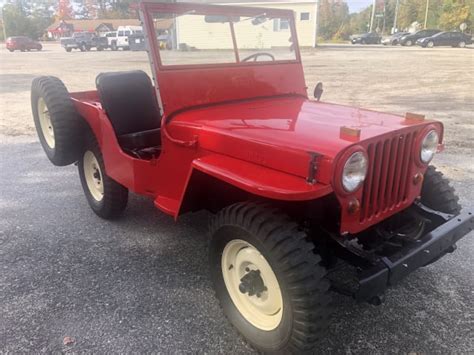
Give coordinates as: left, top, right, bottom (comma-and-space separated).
0, 43, 473, 353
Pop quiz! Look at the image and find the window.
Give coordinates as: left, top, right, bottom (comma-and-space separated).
300, 12, 310, 21
154, 12, 297, 66
273, 18, 290, 32
125, 31, 131, 36
118, 31, 124, 36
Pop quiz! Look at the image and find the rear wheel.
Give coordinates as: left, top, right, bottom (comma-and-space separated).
405, 40, 413, 46
31, 76, 83, 166
458, 41, 466, 48
8, 48, 14, 52
111, 42, 118, 51
78, 134, 128, 219
66, 47, 72, 52
209, 203, 332, 353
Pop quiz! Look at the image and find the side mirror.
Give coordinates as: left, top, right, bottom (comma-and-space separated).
314, 82, 323, 102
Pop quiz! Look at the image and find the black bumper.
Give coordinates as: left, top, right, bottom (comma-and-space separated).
355, 209, 474, 302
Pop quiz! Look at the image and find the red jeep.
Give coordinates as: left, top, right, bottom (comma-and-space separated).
31, 2, 472, 353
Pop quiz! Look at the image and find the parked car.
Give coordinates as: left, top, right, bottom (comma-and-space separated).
102, 31, 117, 49
399, 29, 441, 46
417, 31, 473, 48
30, 2, 473, 353
60, 32, 108, 52
6, 36, 42, 52
381, 31, 410, 45
128, 34, 146, 51
351, 32, 382, 44
107, 26, 143, 51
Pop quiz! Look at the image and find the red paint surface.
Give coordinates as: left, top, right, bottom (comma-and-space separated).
68, 2, 445, 235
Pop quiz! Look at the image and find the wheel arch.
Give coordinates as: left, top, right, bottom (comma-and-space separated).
177, 154, 333, 217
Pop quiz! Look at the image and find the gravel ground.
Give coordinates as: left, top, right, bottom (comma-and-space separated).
0, 43, 473, 353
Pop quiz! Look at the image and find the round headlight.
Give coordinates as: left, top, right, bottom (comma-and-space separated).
342, 152, 368, 192
420, 130, 439, 164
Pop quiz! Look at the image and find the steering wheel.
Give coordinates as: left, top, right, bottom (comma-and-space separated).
241, 52, 275, 63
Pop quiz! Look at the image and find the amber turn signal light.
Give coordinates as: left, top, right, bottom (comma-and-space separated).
413, 172, 424, 185
347, 198, 361, 214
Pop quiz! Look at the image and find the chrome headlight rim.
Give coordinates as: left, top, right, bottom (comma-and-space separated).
420, 129, 439, 164
341, 150, 369, 193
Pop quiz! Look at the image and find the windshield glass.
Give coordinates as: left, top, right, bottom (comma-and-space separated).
151, 11, 297, 67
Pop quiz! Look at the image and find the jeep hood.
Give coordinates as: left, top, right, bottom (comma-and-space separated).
170, 96, 432, 183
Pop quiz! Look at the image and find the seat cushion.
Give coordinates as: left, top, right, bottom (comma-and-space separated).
96, 70, 161, 136
118, 128, 162, 151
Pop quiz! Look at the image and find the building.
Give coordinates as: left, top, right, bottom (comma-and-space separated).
46, 19, 142, 39
176, 0, 319, 48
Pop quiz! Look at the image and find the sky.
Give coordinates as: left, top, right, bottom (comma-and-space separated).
347, 0, 373, 13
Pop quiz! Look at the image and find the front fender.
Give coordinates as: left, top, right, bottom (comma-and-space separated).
176, 154, 333, 217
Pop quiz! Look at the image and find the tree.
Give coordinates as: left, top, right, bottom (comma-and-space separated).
57, 0, 73, 20
439, 0, 472, 30
318, 0, 350, 40
1, 2, 53, 39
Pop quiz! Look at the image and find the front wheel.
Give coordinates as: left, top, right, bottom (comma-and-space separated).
421, 166, 461, 215
427, 41, 434, 48
458, 41, 466, 48
405, 40, 413, 46
209, 203, 332, 353
78, 134, 128, 219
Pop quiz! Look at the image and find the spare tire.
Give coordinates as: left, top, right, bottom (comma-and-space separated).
31, 76, 83, 166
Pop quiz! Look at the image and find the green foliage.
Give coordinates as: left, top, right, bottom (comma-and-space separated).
318, 0, 350, 40
2, 2, 54, 40
318, 0, 472, 41
439, 0, 472, 30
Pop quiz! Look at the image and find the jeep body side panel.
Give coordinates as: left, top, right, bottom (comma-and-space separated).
71, 92, 334, 220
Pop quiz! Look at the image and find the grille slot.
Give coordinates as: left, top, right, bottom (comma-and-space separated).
360, 131, 417, 222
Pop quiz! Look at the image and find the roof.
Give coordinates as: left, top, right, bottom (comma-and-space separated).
47, 19, 142, 32
178, 0, 317, 3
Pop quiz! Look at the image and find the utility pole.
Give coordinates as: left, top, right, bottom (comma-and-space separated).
393, 0, 400, 33
1, 7, 7, 42
424, 0, 430, 29
313, 0, 319, 48
369, 0, 376, 32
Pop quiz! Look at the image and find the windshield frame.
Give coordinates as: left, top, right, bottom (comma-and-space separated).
140, 1, 301, 71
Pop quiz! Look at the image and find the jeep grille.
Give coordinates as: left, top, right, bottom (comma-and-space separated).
360, 130, 419, 222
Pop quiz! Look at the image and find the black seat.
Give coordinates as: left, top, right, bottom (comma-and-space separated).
96, 70, 161, 154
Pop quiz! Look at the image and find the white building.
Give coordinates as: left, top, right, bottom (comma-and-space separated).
176, 0, 319, 48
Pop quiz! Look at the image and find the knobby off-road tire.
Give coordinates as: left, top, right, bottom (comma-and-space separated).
78, 134, 128, 219
421, 165, 461, 215
209, 203, 332, 354
31, 76, 83, 166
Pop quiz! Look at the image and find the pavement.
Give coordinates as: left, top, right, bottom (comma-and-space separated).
1, 135, 473, 354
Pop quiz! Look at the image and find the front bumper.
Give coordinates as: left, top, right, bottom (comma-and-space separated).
355, 209, 473, 302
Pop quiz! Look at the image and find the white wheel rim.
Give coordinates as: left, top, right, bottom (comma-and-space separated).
428, 42, 434, 48
221, 239, 283, 331
459, 42, 465, 48
37, 97, 55, 149
83, 151, 104, 202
